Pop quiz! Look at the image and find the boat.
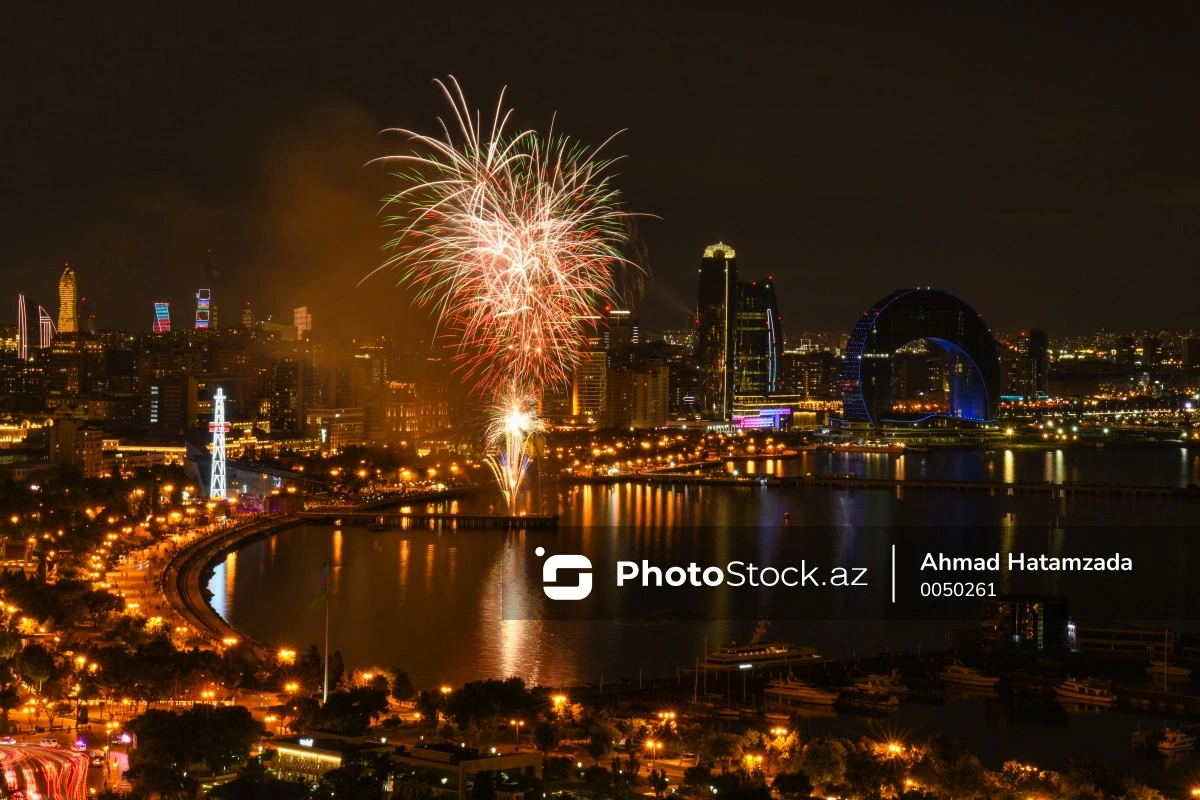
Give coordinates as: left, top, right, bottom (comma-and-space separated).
763, 675, 839, 706
838, 681, 900, 710
1054, 679, 1116, 706
698, 621, 822, 671
715, 708, 740, 720
1146, 659, 1192, 678
1157, 728, 1196, 753
939, 662, 1000, 688
852, 669, 909, 694
764, 712, 790, 723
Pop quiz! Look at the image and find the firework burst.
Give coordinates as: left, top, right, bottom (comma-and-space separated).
374, 77, 640, 511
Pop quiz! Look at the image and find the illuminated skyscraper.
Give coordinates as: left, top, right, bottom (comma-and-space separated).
734, 278, 783, 395
196, 289, 211, 329
697, 243, 737, 419
294, 306, 312, 337
242, 303, 253, 328
38, 306, 55, 348
57, 265, 78, 333
17, 294, 28, 361
153, 302, 171, 334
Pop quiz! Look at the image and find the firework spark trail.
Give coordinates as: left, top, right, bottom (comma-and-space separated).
374, 77, 640, 511
483, 389, 545, 513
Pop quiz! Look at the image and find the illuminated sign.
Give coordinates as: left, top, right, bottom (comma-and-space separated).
299, 738, 314, 747
732, 407, 793, 430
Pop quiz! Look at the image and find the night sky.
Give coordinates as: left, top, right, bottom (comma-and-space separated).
2, 4, 1197, 337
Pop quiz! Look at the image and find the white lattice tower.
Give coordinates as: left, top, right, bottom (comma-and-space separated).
209, 387, 230, 500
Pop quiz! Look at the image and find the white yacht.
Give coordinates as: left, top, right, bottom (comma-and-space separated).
1146, 659, 1192, 678
1157, 728, 1196, 753
1054, 678, 1116, 706
763, 675, 839, 706
853, 669, 909, 694
839, 680, 900, 709
939, 662, 1000, 688
700, 621, 822, 671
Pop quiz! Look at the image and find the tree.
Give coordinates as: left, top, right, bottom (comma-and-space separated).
611, 754, 640, 800
908, 735, 987, 800
587, 734, 610, 765
802, 736, 847, 789
385, 667, 415, 702
533, 721, 559, 755
772, 771, 813, 800
0, 685, 20, 735
17, 643, 55, 694
647, 768, 670, 798
682, 765, 713, 796
81, 589, 124, 625
415, 689, 444, 730
210, 758, 311, 800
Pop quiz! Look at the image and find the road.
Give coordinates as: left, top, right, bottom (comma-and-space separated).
0, 744, 89, 800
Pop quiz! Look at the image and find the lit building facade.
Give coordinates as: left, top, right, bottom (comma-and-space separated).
734, 278, 782, 395
604, 361, 669, 429
696, 243, 737, 420
840, 288, 1001, 428
571, 350, 608, 421
57, 265, 77, 334
196, 289, 211, 329
152, 302, 171, 334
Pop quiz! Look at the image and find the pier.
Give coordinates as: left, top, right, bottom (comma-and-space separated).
564, 472, 1200, 498
297, 510, 560, 529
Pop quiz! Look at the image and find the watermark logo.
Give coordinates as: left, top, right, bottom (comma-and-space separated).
536, 546, 593, 600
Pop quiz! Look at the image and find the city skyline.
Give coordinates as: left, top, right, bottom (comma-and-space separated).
2, 5, 1199, 336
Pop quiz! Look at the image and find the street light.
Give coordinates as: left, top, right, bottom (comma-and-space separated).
646, 740, 663, 766
510, 719, 524, 747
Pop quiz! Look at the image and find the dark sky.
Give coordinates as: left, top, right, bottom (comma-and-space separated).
2, 3, 1197, 337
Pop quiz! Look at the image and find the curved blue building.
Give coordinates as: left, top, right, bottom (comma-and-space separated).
840, 288, 1001, 427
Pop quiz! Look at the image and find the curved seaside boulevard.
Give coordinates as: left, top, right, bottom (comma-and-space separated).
161, 486, 545, 652
163, 512, 304, 653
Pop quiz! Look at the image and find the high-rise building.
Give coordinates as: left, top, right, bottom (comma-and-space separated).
57, 265, 77, 334
49, 417, 104, 478
77, 296, 95, 333
38, 306, 55, 348
571, 350, 608, 421
17, 294, 29, 361
153, 302, 171, 334
604, 309, 638, 354
196, 289, 211, 329
1028, 329, 1049, 395
1183, 338, 1200, 368
734, 278, 783, 395
294, 306, 313, 338
1115, 336, 1136, 367
270, 358, 304, 434
242, 303, 254, 329
782, 351, 841, 399
697, 243, 737, 419
604, 361, 669, 430
1142, 336, 1162, 367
